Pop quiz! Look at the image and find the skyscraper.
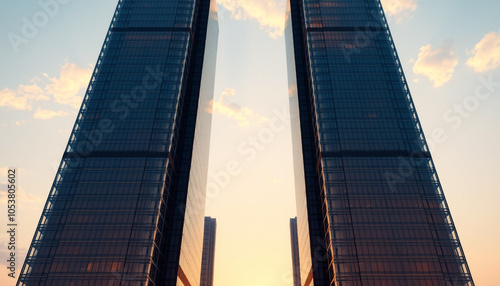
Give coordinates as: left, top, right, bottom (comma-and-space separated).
200, 217, 217, 286
18, 0, 218, 285
290, 217, 302, 286
285, 0, 474, 285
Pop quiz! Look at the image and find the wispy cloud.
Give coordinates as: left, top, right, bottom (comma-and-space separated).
467, 29, 500, 73
412, 42, 459, 88
218, 0, 285, 38
0, 185, 43, 205
381, 0, 417, 22
33, 107, 68, 120
0, 84, 48, 111
207, 88, 269, 127
0, 168, 42, 204
0, 61, 92, 120
44, 62, 93, 108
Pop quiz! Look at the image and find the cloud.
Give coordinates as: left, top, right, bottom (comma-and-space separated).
218, 0, 285, 38
207, 88, 269, 127
466, 29, 500, 73
0, 168, 42, 204
412, 43, 459, 88
0, 184, 43, 205
33, 107, 68, 120
0, 61, 92, 121
381, 0, 417, 22
0, 84, 48, 110
44, 62, 93, 108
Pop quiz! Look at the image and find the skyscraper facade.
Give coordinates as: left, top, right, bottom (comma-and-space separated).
290, 217, 302, 286
285, 0, 474, 285
18, 0, 218, 285
200, 217, 217, 286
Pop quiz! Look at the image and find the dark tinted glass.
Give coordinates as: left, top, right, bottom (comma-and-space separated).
286, 0, 473, 285
18, 1, 218, 285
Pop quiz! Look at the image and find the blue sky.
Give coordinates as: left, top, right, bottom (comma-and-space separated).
1, 0, 500, 285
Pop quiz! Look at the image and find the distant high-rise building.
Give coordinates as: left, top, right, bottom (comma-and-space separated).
290, 217, 301, 286
285, 0, 474, 285
200, 217, 217, 286
18, 0, 218, 285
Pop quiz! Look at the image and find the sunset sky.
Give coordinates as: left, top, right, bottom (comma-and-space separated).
1, 0, 500, 285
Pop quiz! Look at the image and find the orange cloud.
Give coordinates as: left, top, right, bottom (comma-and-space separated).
0, 168, 42, 204
33, 107, 68, 120
44, 62, 93, 108
0, 84, 48, 110
207, 88, 268, 127
413, 43, 458, 88
0, 185, 43, 205
218, 0, 285, 38
0, 61, 92, 120
467, 29, 500, 73
381, 0, 417, 22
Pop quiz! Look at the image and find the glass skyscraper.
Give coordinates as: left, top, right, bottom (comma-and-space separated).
200, 217, 216, 286
18, 0, 218, 285
290, 217, 302, 286
285, 0, 474, 285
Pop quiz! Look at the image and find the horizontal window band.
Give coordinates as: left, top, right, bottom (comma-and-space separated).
321, 150, 431, 158
110, 27, 190, 32
307, 27, 386, 32
63, 151, 169, 159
